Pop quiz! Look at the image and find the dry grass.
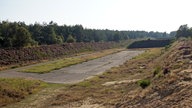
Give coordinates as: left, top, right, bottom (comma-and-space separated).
0, 78, 47, 107
0, 66, 8, 71
132, 48, 162, 60
47, 48, 162, 107
1, 48, 163, 108
7, 40, 192, 107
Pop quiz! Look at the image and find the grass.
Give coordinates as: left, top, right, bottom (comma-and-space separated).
2, 48, 163, 107
153, 66, 162, 77
0, 78, 47, 107
0, 49, 165, 107
137, 79, 151, 89
21, 49, 123, 73
21, 58, 82, 73
133, 48, 162, 60
5, 40, 186, 107
48, 48, 163, 106
76, 81, 92, 88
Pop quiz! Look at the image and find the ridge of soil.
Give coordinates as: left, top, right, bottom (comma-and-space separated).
0, 42, 117, 70
117, 40, 192, 108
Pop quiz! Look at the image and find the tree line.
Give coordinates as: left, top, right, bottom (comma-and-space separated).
0, 21, 173, 48
175, 24, 192, 38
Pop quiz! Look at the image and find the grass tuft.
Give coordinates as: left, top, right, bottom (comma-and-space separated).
76, 81, 92, 88
153, 66, 162, 77
137, 79, 151, 89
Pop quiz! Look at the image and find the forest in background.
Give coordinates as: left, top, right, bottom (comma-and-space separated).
0, 21, 175, 48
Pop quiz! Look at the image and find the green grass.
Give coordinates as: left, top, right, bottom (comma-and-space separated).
76, 81, 92, 88
0, 78, 47, 107
21, 49, 123, 73
153, 66, 162, 77
137, 79, 151, 89
21, 58, 83, 73
133, 48, 162, 60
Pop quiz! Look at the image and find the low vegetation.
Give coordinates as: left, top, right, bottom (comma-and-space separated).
43, 48, 162, 107
8, 39, 192, 107
21, 58, 82, 73
0, 78, 47, 107
21, 49, 123, 73
137, 79, 151, 89
132, 48, 162, 60
117, 40, 192, 107
46, 39, 192, 108
153, 66, 161, 77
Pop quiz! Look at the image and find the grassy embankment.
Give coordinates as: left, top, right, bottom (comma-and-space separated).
45, 48, 163, 107
21, 48, 123, 73
0, 48, 124, 107
1, 48, 164, 107
0, 78, 47, 107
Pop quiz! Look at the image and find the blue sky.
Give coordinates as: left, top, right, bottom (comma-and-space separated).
1, 0, 192, 32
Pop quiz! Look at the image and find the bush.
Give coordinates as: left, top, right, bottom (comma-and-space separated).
137, 79, 151, 89
153, 66, 161, 77
66, 35, 76, 43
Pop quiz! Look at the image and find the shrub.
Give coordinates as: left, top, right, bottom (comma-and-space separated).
66, 35, 76, 43
137, 79, 151, 89
153, 66, 161, 77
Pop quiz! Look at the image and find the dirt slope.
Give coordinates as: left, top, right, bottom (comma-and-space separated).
46, 40, 192, 108
117, 40, 192, 108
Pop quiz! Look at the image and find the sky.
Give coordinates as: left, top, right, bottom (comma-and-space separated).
0, 0, 192, 33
